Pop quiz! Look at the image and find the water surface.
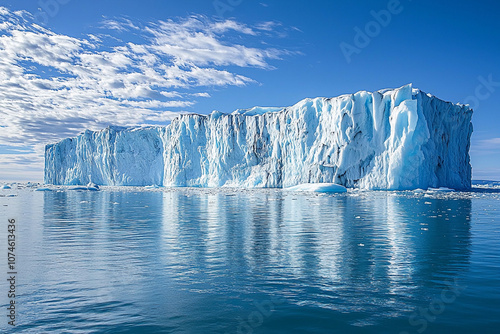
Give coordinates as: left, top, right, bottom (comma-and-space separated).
1, 186, 499, 333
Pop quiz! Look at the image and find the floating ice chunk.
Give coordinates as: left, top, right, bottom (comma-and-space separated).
286, 183, 347, 193
35, 187, 53, 192
1, 184, 11, 189
69, 185, 99, 191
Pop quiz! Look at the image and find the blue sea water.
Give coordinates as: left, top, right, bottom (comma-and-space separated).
1, 185, 499, 334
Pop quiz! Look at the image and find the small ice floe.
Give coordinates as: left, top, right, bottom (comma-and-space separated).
69, 183, 100, 191
413, 188, 425, 193
1, 184, 12, 190
35, 187, 53, 192
145, 185, 161, 189
286, 183, 347, 193
428, 187, 455, 192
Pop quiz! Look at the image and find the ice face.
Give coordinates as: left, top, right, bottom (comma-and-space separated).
44, 126, 165, 186
44, 84, 473, 190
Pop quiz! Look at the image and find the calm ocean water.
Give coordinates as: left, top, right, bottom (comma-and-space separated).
1, 186, 499, 333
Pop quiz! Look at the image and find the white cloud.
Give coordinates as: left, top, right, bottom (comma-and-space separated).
255, 21, 279, 32
211, 20, 256, 35
100, 18, 139, 32
0, 7, 290, 157
472, 167, 500, 181
192, 92, 211, 98
0, 146, 45, 182
143, 16, 284, 68
471, 137, 500, 154
479, 138, 500, 146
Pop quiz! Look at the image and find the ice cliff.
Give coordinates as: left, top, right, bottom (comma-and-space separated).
44, 84, 473, 190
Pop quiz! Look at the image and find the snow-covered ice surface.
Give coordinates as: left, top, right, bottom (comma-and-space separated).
44, 84, 473, 190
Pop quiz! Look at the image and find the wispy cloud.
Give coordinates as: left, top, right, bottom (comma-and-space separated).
100, 18, 139, 32
472, 167, 500, 181
143, 16, 284, 68
471, 137, 500, 154
479, 137, 500, 146
0, 8, 290, 153
0, 149, 45, 182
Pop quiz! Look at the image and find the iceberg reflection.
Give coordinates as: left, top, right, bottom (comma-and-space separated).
32, 188, 471, 331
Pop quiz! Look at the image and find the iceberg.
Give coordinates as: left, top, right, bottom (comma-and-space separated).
44, 84, 473, 190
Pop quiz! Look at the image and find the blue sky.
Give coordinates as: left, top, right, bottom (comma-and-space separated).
0, 0, 499, 182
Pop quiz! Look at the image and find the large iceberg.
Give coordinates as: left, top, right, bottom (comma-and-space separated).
44, 84, 473, 190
